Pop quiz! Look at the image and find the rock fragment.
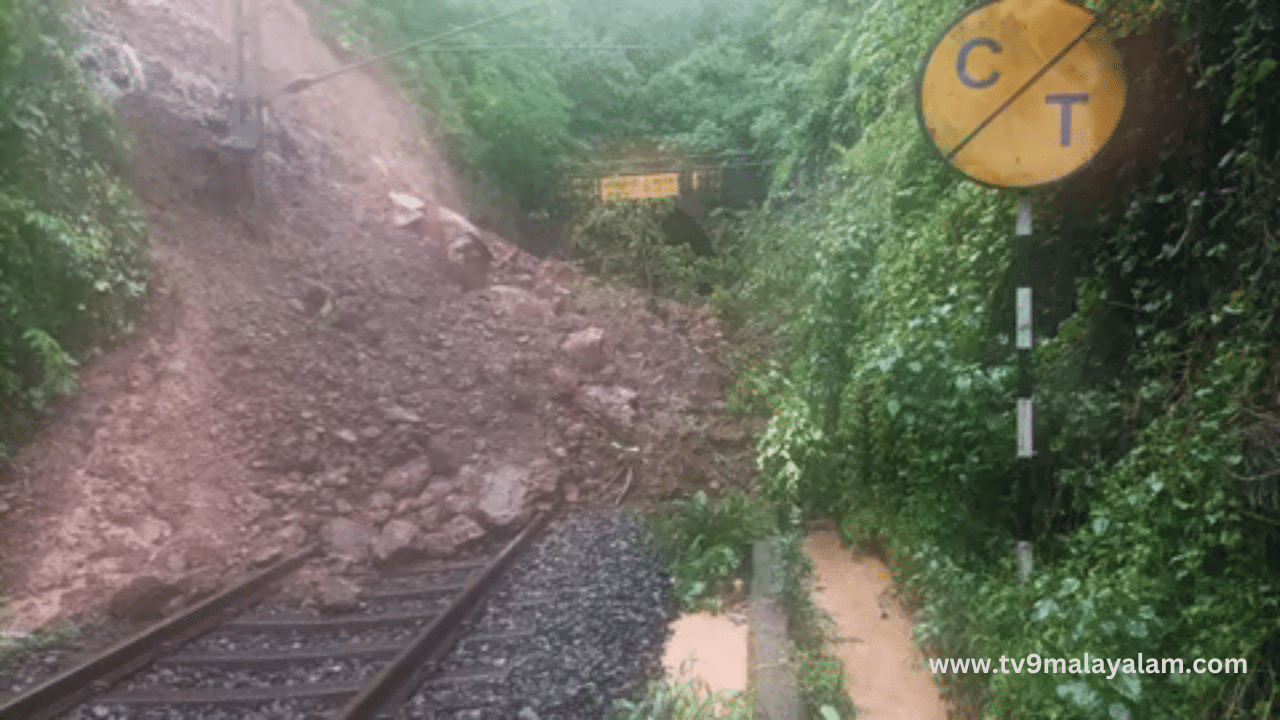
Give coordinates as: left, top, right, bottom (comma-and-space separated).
373, 519, 422, 565
561, 327, 606, 372
476, 465, 533, 529
576, 385, 639, 428
418, 515, 486, 557
314, 575, 361, 614
381, 404, 422, 424
276, 523, 308, 550
321, 517, 376, 561
426, 204, 480, 242
445, 233, 493, 291
390, 191, 425, 228
108, 576, 184, 622
381, 457, 433, 497
489, 285, 554, 320
249, 546, 284, 568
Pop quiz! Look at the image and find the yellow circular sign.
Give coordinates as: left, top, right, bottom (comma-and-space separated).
917, 0, 1126, 188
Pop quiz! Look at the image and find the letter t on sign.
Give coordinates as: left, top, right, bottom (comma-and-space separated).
1045, 93, 1090, 147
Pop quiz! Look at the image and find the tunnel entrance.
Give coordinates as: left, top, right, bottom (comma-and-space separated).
661, 205, 714, 257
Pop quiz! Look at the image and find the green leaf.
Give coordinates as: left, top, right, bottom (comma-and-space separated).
1056, 680, 1101, 710
1109, 702, 1133, 720
1225, 84, 1246, 111
1255, 58, 1277, 83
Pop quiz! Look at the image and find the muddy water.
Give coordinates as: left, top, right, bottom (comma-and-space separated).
662, 609, 749, 694
805, 529, 950, 720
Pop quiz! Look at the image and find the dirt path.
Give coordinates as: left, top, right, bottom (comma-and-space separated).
804, 529, 951, 720
0, 0, 757, 636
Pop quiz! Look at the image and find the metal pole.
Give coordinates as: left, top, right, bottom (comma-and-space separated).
1014, 194, 1034, 584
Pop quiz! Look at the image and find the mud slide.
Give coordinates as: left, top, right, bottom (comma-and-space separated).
0, 0, 755, 636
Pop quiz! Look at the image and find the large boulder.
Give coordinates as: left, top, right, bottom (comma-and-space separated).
108, 576, 184, 622
475, 465, 534, 529
488, 285, 554, 320
314, 574, 361, 614
418, 515, 486, 558
446, 233, 493, 291
380, 458, 433, 497
561, 327, 606, 372
321, 517, 376, 561
575, 385, 638, 428
372, 519, 423, 566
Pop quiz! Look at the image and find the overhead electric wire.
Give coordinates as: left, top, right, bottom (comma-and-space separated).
418, 44, 660, 53
270, 1, 546, 100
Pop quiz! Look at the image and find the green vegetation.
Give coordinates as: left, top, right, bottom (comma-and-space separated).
649, 490, 772, 611
608, 674, 752, 720
567, 199, 735, 301
735, 0, 1280, 718
0, 0, 148, 451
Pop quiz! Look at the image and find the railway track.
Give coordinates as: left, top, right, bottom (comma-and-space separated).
0, 511, 553, 720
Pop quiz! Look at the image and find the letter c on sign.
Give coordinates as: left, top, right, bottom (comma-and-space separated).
957, 37, 1002, 89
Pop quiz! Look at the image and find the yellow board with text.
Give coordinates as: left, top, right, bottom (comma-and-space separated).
918, 0, 1126, 188
599, 173, 681, 200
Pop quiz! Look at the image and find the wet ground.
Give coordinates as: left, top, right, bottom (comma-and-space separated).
804, 529, 950, 720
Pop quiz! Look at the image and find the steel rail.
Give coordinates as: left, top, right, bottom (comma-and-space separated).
0, 545, 318, 720
335, 508, 556, 720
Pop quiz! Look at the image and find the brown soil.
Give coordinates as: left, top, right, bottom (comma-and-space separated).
0, 0, 757, 637
804, 529, 951, 720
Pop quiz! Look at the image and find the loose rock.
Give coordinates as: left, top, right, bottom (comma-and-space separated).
418, 515, 486, 557
381, 404, 422, 424
315, 468, 349, 488
249, 546, 284, 568
489, 285, 554, 320
380, 457, 433, 497
276, 523, 308, 549
373, 518, 422, 565
321, 517, 376, 561
314, 574, 361, 614
576, 385, 639, 428
476, 465, 533, 529
445, 233, 493, 291
560, 327, 606, 372
107, 576, 184, 622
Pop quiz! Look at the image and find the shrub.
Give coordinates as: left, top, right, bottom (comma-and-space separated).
0, 0, 148, 441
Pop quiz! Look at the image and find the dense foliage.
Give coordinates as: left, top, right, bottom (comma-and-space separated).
0, 0, 147, 452
648, 489, 772, 611
734, 1, 1280, 718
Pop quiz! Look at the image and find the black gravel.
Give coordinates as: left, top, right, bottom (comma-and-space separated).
66, 698, 340, 720
114, 656, 384, 691
248, 593, 452, 619
181, 621, 429, 656
401, 510, 672, 720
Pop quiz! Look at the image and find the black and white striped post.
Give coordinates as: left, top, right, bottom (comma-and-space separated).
1014, 194, 1035, 585
914, 0, 1128, 586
